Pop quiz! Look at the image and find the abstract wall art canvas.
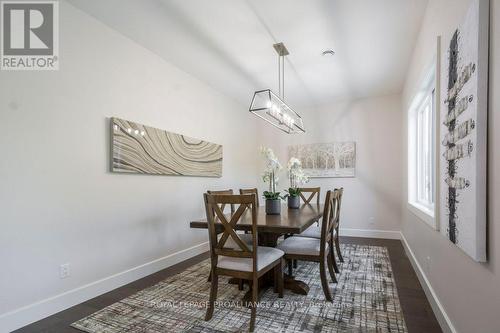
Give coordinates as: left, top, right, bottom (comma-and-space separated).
111, 118, 222, 177
439, 0, 488, 261
288, 142, 356, 178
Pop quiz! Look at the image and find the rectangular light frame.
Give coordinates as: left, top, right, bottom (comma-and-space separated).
249, 89, 305, 134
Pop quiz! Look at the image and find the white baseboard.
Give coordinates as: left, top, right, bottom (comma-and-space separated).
340, 228, 401, 240
400, 233, 456, 333
0, 242, 209, 333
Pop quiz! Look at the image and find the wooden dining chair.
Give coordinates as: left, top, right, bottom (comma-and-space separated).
334, 188, 344, 263
239, 188, 259, 206
296, 187, 344, 272
204, 193, 284, 332
239, 188, 259, 237
277, 190, 339, 301
298, 187, 321, 205
288, 187, 321, 269
206, 189, 252, 284
207, 189, 235, 214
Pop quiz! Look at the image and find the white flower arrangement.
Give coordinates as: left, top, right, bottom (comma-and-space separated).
260, 147, 282, 199
287, 157, 309, 191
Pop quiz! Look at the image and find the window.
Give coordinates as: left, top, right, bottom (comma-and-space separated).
408, 69, 436, 227
416, 90, 435, 208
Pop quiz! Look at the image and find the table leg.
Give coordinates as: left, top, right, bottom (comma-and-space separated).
228, 277, 246, 290
284, 274, 310, 295
260, 232, 310, 296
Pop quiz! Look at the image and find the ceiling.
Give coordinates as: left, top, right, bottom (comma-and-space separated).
69, 0, 428, 109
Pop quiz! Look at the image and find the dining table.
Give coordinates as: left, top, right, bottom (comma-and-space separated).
190, 203, 324, 297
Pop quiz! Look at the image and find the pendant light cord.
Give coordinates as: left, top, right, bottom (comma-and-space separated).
277, 53, 285, 100
281, 56, 285, 102
278, 54, 281, 98
282, 54, 285, 100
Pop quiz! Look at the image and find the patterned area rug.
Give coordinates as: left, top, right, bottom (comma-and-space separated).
72, 244, 407, 332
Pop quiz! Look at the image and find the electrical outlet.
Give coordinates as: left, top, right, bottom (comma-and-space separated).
60, 263, 70, 279
369, 217, 375, 225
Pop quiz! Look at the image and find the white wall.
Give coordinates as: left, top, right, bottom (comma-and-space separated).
312, 95, 403, 235
0, 2, 261, 330
401, 0, 500, 332
257, 95, 403, 237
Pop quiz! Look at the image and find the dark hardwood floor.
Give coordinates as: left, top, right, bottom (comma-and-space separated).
13, 237, 442, 333
345, 237, 442, 333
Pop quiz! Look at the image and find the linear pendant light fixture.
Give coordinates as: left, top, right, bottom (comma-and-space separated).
249, 42, 305, 134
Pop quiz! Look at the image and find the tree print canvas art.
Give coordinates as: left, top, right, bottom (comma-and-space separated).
288, 142, 356, 178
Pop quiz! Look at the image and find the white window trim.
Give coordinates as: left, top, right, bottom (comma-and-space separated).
408, 61, 438, 230
408, 201, 435, 226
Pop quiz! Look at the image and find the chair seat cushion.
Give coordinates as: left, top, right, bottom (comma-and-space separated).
224, 233, 253, 249
218, 246, 284, 272
277, 236, 328, 256
298, 225, 321, 238
297, 225, 337, 239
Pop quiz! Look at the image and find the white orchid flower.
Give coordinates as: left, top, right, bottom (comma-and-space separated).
287, 156, 309, 188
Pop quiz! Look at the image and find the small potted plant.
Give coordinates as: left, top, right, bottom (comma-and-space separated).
285, 187, 301, 209
285, 157, 309, 209
261, 147, 283, 215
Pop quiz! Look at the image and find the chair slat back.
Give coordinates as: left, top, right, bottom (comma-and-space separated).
299, 187, 321, 205
239, 188, 259, 206
320, 190, 340, 252
204, 194, 258, 268
207, 189, 235, 215
334, 187, 344, 230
